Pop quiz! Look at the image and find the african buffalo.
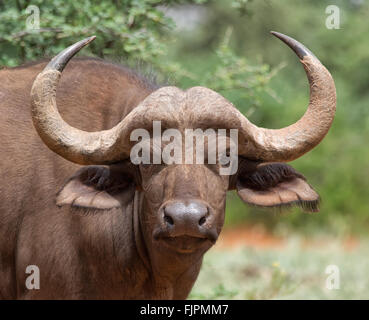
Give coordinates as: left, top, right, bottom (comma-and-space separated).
0, 32, 336, 299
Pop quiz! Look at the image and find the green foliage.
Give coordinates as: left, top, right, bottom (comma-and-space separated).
200, 27, 283, 110
0, 0, 203, 67
231, 0, 253, 15
172, 26, 280, 112
0, 0, 274, 97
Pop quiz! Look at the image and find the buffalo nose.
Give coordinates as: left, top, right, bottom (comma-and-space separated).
164, 201, 208, 230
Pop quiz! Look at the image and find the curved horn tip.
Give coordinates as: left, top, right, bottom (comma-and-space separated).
45, 36, 96, 72
270, 31, 317, 60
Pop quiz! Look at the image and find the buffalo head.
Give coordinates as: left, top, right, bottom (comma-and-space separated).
30, 32, 336, 255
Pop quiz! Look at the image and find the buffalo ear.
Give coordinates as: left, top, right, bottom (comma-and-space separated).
56, 165, 135, 210
236, 163, 320, 212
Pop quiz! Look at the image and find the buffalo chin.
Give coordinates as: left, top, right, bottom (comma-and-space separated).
156, 235, 211, 254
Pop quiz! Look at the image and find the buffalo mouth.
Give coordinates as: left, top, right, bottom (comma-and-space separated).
155, 234, 211, 253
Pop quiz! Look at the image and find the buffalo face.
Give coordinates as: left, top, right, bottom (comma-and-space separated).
140, 163, 228, 254
56, 157, 320, 258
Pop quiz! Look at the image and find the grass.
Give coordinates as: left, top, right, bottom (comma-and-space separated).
189, 235, 369, 299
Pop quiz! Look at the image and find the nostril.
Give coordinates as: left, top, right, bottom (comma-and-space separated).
198, 216, 206, 226
164, 214, 174, 226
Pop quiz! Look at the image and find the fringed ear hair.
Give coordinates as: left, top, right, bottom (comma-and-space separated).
236, 163, 320, 213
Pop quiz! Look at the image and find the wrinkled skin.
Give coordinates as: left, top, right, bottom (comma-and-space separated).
0, 58, 319, 299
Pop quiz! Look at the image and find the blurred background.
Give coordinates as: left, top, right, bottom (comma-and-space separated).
1, 0, 368, 299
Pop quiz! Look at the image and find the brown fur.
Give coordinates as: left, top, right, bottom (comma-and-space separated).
0, 58, 157, 299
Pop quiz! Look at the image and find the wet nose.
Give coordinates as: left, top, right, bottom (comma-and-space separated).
163, 200, 208, 233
